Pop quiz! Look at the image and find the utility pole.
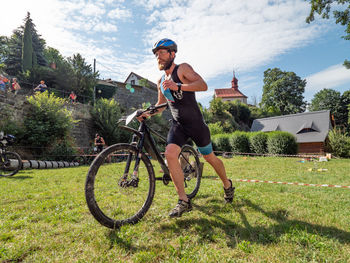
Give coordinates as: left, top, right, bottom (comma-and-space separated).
93, 58, 96, 104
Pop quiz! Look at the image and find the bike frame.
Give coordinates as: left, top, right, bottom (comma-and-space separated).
118, 120, 170, 178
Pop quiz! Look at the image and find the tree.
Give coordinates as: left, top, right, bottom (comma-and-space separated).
339, 90, 350, 130
207, 97, 239, 132
261, 68, 307, 115
68, 53, 98, 100
3, 12, 47, 76
22, 18, 34, 72
306, 0, 350, 69
309, 88, 344, 125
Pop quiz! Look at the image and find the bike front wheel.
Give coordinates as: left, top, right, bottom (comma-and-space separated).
0, 151, 22, 177
85, 143, 156, 229
179, 145, 202, 199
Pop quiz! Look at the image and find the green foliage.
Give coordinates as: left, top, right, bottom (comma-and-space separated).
45, 138, 78, 162
249, 132, 268, 154
68, 53, 98, 100
90, 98, 128, 145
327, 128, 350, 158
261, 68, 307, 115
339, 90, 350, 131
22, 92, 75, 156
21, 19, 33, 72
0, 104, 24, 137
211, 133, 232, 152
207, 98, 240, 132
208, 122, 224, 135
306, 0, 350, 66
309, 88, 344, 126
229, 131, 250, 153
267, 131, 298, 155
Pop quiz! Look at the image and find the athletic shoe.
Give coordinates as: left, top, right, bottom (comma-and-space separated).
169, 199, 192, 217
224, 179, 235, 203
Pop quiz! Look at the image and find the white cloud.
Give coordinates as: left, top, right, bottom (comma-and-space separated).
305, 64, 350, 91
134, 0, 327, 84
108, 8, 132, 20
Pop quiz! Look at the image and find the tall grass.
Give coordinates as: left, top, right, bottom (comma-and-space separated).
1, 157, 349, 262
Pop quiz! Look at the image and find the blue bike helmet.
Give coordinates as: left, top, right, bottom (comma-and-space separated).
152, 38, 177, 54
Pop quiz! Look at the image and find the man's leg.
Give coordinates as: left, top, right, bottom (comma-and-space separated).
202, 152, 231, 188
165, 144, 193, 217
165, 143, 188, 202
202, 152, 235, 202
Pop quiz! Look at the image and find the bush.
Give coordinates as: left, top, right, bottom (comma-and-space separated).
22, 92, 76, 156
45, 138, 78, 162
249, 132, 268, 154
229, 131, 250, 153
212, 133, 232, 152
267, 131, 298, 155
327, 128, 350, 158
90, 98, 129, 145
208, 122, 224, 135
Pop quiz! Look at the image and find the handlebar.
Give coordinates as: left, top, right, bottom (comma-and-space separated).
136, 102, 168, 117
120, 103, 168, 125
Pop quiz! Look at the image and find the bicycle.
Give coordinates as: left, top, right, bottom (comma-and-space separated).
0, 132, 22, 177
85, 103, 202, 229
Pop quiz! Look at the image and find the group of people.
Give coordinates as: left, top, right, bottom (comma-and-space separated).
0, 76, 21, 95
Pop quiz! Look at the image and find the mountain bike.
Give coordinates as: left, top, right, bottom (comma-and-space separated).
85, 103, 202, 229
0, 133, 22, 177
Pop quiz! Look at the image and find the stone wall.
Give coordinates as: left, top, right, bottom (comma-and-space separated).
0, 85, 171, 151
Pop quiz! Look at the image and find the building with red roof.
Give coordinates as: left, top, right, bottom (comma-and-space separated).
214, 72, 247, 104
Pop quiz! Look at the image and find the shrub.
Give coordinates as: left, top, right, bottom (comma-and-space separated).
90, 98, 129, 145
267, 131, 298, 155
249, 132, 268, 154
208, 122, 224, 135
327, 128, 350, 158
229, 131, 250, 153
45, 138, 78, 162
23, 92, 76, 156
212, 133, 231, 152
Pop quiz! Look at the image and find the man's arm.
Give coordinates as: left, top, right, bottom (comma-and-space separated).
162, 63, 207, 92
136, 78, 167, 121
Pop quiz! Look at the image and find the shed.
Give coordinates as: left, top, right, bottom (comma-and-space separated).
250, 110, 334, 154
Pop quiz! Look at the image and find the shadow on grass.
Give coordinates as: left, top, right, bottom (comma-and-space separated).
0, 175, 33, 180
158, 197, 350, 248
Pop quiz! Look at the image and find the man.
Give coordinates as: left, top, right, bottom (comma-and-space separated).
139, 38, 235, 217
34, 80, 47, 93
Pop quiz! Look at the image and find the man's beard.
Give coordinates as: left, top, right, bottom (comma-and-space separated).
158, 57, 174, 71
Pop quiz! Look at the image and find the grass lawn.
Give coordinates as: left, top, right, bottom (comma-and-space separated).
1, 156, 350, 262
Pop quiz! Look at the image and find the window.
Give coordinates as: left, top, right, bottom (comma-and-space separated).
131, 80, 135, 85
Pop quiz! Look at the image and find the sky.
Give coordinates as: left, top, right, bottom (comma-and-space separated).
1, 0, 350, 108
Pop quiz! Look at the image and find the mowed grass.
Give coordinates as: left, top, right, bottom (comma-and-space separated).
0, 156, 350, 262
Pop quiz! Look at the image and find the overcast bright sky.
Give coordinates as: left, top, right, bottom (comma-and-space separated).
1, 0, 350, 107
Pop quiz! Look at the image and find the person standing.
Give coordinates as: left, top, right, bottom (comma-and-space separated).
69, 91, 77, 104
138, 38, 235, 217
11, 78, 21, 95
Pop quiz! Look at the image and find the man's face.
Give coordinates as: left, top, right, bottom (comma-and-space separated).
155, 49, 174, 70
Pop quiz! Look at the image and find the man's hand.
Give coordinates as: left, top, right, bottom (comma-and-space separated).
136, 111, 151, 122
162, 79, 178, 91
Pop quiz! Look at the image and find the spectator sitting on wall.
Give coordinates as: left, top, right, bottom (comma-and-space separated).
69, 91, 77, 104
34, 80, 48, 93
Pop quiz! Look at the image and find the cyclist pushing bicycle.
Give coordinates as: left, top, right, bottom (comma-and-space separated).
138, 38, 235, 217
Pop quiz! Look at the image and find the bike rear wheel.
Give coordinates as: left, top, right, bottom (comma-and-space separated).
85, 143, 156, 229
179, 145, 202, 199
0, 151, 22, 177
